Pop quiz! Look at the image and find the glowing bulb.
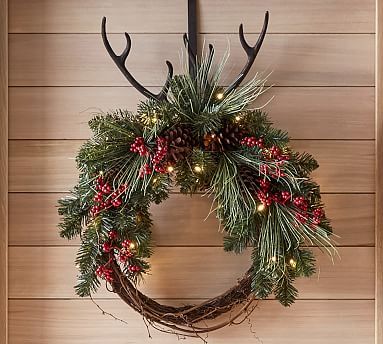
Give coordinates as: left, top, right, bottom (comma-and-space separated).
257, 203, 266, 212
166, 165, 174, 173
235, 115, 242, 122
216, 92, 224, 100
151, 116, 158, 123
289, 259, 297, 268
194, 165, 202, 173
152, 177, 158, 183
271, 256, 277, 262
129, 242, 136, 250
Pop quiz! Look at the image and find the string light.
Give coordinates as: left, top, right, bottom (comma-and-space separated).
194, 165, 203, 173
271, 256, 277, 262
289, 258, 297, 268
129, 242, 136, 250
166, 165, 174, 173
257, 203, 266, 212
216, 92, 224, 100
235, 115, 242, 122
152, 177, 158, 183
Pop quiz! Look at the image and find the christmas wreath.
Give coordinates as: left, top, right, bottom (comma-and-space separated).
58, 13, 335, 338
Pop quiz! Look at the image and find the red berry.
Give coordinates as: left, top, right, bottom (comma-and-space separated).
313, 208, 324, 218
259, 179, 270, 191
130, 137, 149, 156
139, 163, 152, 178
101, 183, 111, 194
96, 265, 114, 282
90, 205, 101, 215
119, 184, 128, 192
112, 198, 122, 207
118, 251, 133, 263
281, 191, 291, 201
128, 265, 141, 273
122, 240, 132, 249
108, 230, 118, 240
102, 242, 112, 253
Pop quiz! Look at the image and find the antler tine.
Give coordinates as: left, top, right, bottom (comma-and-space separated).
183, 33, 197, 71
206, 44, 215, 71
101, 17, 173, 102
224, 11, 269, 95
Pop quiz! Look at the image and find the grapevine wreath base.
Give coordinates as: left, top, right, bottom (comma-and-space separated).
111, 265, 255, 336
58, 12, 335, 340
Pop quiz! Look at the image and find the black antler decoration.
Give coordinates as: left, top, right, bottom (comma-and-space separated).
224, 11, 269, 95
101, 17, 174, 102
101, 7, 268, 101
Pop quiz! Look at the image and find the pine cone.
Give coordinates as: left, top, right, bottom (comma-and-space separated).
238, 166, 259, 194
163, 126, 195, 163
203, 123, 244, 152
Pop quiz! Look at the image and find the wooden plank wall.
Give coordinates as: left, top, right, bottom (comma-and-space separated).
7, 1, 376, 343
377, 0, 383, 341
0, 1, 8, 344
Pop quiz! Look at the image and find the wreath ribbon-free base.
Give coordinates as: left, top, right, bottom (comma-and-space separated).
111, 264, 255, 336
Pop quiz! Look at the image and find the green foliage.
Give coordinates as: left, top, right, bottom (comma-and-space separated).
74, 222, 103, 297
58, 52, 335, 305
58, 192, 86, 240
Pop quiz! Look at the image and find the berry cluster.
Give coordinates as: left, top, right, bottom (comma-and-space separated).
255, 178, 324, 227
256, 178, 291, 207
264, 145, 290, 162
292, 196, 309, 223
96, 232, 141, 283
90, 176, 128, 215
240, 136, 264, 148
139, 163, 153, 178
131, 136, 172, 178
312, 208, 324, 225
292, 197, 324, 226
259, 162, 286, 179
241, 137, 290, 178
128, 265, 141, 273
96, 265, 114, 282
118, 239, 135, 263
152, 137, 169, 173
130, 137, 149, 156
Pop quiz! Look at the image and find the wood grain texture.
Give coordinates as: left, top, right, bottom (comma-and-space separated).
292, 140, 375, 193
9, 140, 82, 193
8, 299, 374, 344
9, 34, 374, 86
8, 0, 375, 34
8, 247, 374, 300
9, 0, 188, 34
0, 0, 7, 343
9, 86, 375, 140
8, 140, 375, 193
199, 0, 375, 34
376, 1, 382, 342
9, 193, 374, 247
